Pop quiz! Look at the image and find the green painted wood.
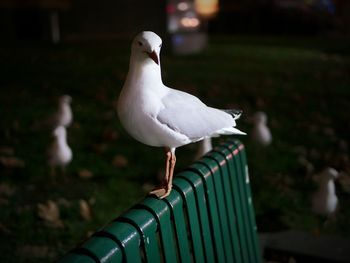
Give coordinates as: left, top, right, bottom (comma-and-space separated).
102, 221, 142, 263
58, 140, 262, 263
163, 189, 192, 262
80, 236, 122, 263
202, 156, 235, 262
140, 197, 177, 263
210, 148, 248, 262
177, 170, 215, 263
173, 176, 206, 263
118, 208, 161, 263
58, 253, 97, 263
231, 139, 262, 263
190, 162, 226, 263
227, 141, 256, 262
215, 144, 250, 262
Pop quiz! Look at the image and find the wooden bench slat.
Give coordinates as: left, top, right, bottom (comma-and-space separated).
190, 162, 227, 263
140, 198, 177, 263
177, 171, 216, 263
58, 140, 262, 263
202, 156, 236, 262
102, 221, 142, 263
118, 209, 161, 263
173, 177, 206, 263
230, 140, 262, 263
163, 190, 193, 262
211, 151, 248, 262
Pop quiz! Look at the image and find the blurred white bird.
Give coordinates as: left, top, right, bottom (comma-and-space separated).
117, 31, 245, 198
251, 111, 272, 146
195, 137, 213, 160
32, 95, 73, 130
52, 95, 73, 128
47, 126, 72, 181
311, 167, 338, 217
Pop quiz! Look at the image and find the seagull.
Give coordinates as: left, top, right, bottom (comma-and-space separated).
32, 95, 73, 130
117, 31, 245, 199
53, 95, 73, 128
251, 111, 272, 146
47, 126, 72, 181
311, 167, 338, 217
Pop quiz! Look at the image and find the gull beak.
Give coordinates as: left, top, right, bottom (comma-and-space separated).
147, 50, 159, 65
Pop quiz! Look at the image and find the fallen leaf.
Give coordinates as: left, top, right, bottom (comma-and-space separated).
0, 183, 15, 196
18, 245, 55, 259
78, 169, 93, 179
102, 128, 119, 141
0, 146, 14, 155
37, 200, 63, 228
79, 199, 92, 221
0, 156, 25, 168
112, 155, 128, 168
92, 143, 108, 154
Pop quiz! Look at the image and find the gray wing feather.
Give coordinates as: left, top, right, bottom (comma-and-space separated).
157, 89, 235, 140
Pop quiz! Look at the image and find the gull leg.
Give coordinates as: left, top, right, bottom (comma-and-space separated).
150, 148, 173, 198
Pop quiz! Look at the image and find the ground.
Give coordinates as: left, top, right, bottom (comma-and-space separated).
0, 35, 349, 262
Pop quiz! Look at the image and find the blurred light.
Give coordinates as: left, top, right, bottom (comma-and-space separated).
177, 2, 190, 11
180, 17, 200, 28
195, 0, 219, 18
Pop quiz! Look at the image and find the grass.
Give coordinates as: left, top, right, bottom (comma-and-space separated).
0, 35, 349, 262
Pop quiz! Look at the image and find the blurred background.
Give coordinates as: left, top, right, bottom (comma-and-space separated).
0, 0, 349, 262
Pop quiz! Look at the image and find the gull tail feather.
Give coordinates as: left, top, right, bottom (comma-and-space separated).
214, 127, 247, 136
221, 109, 243, 120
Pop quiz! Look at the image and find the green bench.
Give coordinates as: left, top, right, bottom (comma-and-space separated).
59, 139, 262, 263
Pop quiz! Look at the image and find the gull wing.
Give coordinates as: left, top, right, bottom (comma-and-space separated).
156, 88, 240, 140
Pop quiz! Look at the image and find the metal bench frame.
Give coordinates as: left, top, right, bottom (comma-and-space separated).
59, 139, 261, 263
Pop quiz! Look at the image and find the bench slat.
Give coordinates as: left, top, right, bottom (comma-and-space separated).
173, 177, 206, 263
190, 162, 227, 263
140, 198, 177, 263
58, 140, 261, 263
177, 171, 215, 263
163, 190, 192, 262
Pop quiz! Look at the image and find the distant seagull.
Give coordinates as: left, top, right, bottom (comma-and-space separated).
312, 167, 338, 217
47, 126, 72, 181
251, 111, 272, 146
52, 95, 73, 128
32, 95, 73, 130
195, 137, 213, 160
117, 31, 245, 198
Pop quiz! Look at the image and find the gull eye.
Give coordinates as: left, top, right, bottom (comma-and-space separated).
159, 43, 162, 48
138, 41, 143, 46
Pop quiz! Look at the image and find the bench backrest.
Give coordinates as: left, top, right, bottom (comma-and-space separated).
59, 139, 261, 263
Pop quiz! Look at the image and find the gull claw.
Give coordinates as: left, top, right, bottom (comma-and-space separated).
149, 186, 171, 199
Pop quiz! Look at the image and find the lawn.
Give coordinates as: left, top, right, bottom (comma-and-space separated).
0, 35, 349, 262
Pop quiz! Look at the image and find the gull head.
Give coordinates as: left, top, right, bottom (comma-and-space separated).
131, 31, 162, 65
59, 95, 72, 105
53, 126, 67, 138
253, 111, 267, 124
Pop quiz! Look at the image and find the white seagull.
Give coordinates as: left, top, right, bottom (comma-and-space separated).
53, 95, 73, 128
117, 31, 245, 198
251, 111, 272, 146
312, 167, 339, 217
47, 126, 72, 181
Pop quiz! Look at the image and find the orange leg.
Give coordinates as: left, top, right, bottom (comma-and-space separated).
150, 148, 176, 199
